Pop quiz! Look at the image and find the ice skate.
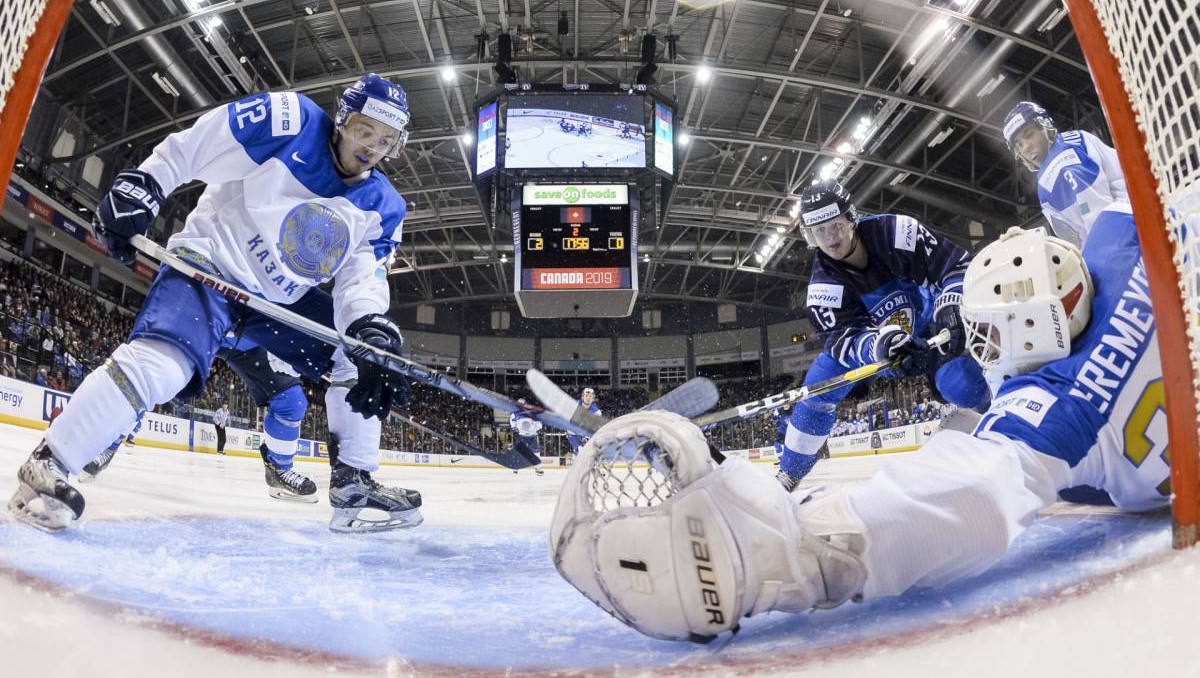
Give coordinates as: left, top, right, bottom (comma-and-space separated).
79, 439, 121, 482
7, 441, 85, 532
535, 467, 544, 476
260, 444, 318, 503
328, 459, 423, 533
775, 467, 802, 493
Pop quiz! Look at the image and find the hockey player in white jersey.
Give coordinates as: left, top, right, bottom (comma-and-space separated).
550, 205, 1168, 641
1003, 101, 1129, 246
8, 73, 422, 533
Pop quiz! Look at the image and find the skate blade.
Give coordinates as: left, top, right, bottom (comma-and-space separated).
7, 486, 72, 532
269, 487, 319, 504
328, 507, 424, 533
77, 473, 97, 484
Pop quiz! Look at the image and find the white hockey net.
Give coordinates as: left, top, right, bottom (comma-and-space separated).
0, 0, 51, 118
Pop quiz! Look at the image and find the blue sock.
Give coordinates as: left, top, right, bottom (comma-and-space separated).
267, 451, 294, 470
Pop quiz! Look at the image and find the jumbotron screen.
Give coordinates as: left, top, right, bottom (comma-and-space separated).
505, 94, 647, 169
515, 184, 636, 290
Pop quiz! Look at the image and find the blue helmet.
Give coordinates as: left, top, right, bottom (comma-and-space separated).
1002, 102, 1056, 168
337, 73, 411, 156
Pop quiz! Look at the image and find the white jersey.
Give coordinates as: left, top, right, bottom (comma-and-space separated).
213, 408, 230, 427
1036, 129, 1129, 247
973, 206, 1168, 512
510, 412, 543, 438
138, 92, 406, 334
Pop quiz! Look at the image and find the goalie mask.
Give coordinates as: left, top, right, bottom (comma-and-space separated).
550, 411, 866, 642
961, 226, 1093, 392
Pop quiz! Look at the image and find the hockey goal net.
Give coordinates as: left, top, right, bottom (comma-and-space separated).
0, 0, 73, 206
1065, 0, 1200, 548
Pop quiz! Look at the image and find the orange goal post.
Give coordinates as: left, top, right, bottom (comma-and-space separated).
0, 0, 74, 209
1065, 0, 1200, 548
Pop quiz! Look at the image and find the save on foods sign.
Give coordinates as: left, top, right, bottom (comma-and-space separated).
523, 184, 629, 205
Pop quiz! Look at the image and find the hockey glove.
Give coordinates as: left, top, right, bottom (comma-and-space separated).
344, 313, 412, 420
931, 291, 966, 360
873, 324, 934, 377
96, 169, 165, 266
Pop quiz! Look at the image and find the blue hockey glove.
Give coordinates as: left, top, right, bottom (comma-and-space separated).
344, 313, 412, 419
96, 169, 164, 266
874, 324, 934, 377
931, 291, 966, 360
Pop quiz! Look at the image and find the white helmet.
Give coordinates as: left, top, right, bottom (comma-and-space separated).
961, 226, 1093, 392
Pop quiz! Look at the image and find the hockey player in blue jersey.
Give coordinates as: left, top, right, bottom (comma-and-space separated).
774, 179, 990, 492
1003, 101, 1129, 247
566, 387, 601, 454
551, 206, 1169, 641
509, 399, 545, 476
9, 73, 421, 533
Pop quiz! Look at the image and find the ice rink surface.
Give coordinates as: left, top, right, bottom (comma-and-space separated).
1, 420, 1199, 678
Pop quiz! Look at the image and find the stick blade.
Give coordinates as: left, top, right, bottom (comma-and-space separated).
642, 377, 719, 418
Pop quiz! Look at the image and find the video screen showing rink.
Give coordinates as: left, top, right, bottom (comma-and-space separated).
505, 95, 647, 169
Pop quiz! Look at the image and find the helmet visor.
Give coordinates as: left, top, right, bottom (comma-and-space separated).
341, 113, 409, 157
800, 216, 854, 248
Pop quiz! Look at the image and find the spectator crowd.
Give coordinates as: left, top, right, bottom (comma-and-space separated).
0, 247, 957, 458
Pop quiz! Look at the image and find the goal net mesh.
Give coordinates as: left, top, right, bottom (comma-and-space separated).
0, 0, 51, 119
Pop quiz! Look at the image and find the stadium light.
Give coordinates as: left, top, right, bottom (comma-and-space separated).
678, 132, 691, 145
696, 65, 712, 84
440, 66, 456, 83
460, 132, 473, 144
836, 141, 854, 154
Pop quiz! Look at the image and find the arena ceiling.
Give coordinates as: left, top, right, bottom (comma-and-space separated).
26, 0, 1103, 319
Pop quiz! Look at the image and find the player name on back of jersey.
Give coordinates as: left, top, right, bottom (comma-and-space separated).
1068, 260, 1154, 413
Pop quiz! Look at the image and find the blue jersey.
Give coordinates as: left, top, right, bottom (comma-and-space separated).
1036, 130, 1129, 248
139, 91, 406, 334
974, 207, 1167, 512
806, 214, 970, 369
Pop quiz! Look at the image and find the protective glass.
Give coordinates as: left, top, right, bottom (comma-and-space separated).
341, 114, 409, 157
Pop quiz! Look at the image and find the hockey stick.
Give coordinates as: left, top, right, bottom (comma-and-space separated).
527, 329, 951, 434
130, 235, 594, 437
691, 328, 952, 429
525, 372, 721, 434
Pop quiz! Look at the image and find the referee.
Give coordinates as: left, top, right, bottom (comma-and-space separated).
213, 403, 230, 455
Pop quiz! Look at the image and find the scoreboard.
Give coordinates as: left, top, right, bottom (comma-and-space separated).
512, 184, 639, 317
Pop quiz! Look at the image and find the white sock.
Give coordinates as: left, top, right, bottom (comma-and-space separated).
326, 348, 382, 471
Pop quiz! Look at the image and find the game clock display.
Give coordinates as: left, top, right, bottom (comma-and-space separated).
521, 205, 630, 272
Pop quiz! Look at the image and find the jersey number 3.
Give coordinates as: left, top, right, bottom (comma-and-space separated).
234, 97, 268, 129
1123, 378, 1171, 496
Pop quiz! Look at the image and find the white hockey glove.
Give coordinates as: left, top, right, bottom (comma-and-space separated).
550, 411, 867, 642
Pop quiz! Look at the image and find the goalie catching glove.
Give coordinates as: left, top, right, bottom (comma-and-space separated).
343, 313, 412, 419
549, 410, 866, 642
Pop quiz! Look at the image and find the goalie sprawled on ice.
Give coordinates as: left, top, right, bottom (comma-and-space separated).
550, 205, 1166, 642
